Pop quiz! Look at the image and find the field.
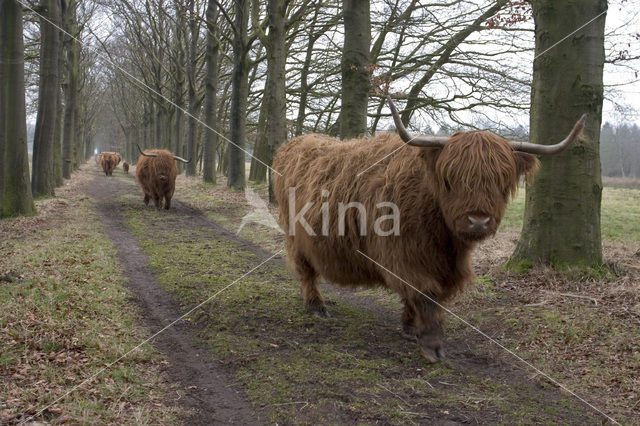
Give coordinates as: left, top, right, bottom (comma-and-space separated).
1, 163, 639, 424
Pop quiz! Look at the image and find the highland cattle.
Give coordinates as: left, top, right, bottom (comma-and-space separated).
272, 97, 586, 362
135, 145, 189, 210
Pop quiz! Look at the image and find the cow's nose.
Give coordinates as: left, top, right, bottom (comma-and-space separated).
468, 215, 490, 233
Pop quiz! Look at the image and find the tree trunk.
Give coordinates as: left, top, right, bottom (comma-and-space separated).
265, 0, 287, 202
53, 75, 63, 187
340, 0, 370, 139
61, 0, 77, 179
294, 5, 322, 137
185, 0, 199, 176
227, 0, 249, 190
510, 0, 607, 268
1, 0, 35, 217
202, 0, 219, 183
73, 98, 82, 169
173, 0, 185, 172
32, 0, 62, 197
249, 90, 268, 182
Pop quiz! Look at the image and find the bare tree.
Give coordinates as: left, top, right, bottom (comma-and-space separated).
32, 0, 63, 197
61, 0, 78, 179
1, 0, 35, 217
202, 0, 220, 183
341, 0, 370, 139
227, 0, 250, 190
511, 0, 607, 268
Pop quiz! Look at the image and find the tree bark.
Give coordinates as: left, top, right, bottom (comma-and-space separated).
185, 0, 200, 176
62, 0, 77, 179
249, 98, 268, 182
202, 0, 219, 183
265, 0, 287, 202
511, 0, 607, 268
73, 95, 82, 169
340, 0, 370, 139
53, 74, 63, 187
1, 0, 35, 217
173, 1, 185, 172
227, 0, 250, 190
32, 0, 62, 197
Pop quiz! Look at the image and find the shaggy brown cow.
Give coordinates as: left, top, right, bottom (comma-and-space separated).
99, 152, 120, 176
272, 97, 586, 362
135, 145, 189, 210
123, 161, 130, 173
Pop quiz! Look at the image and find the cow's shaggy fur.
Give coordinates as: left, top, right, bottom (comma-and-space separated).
99, 152, 121, 176
272, 131, 539, 362
123, 162, 129, 173
135, 149, 178, 210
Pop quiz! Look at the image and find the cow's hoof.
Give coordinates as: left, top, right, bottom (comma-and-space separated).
306, 300, 330, 318
420, 345, 445, 363
418, 336, 445, 363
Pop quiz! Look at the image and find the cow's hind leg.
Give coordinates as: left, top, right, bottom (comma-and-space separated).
295, 253, 329, 318
406, 295, 445, 363
143, 194, 150, 205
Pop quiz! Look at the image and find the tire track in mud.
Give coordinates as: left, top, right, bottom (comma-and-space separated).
88, 168, 261, 425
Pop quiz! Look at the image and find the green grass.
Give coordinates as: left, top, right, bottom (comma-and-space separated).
168, 176, 640, 423
501, 185, 640, 241
119, 194, 597, 425
0, 177, 179, 424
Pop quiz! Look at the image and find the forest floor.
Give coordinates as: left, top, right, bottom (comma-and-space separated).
2, 162, 639, 424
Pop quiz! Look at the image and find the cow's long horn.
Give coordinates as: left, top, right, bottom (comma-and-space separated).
387, 96, 449, 148
137, 144, 157, 157
173, 155, 190, 163
509, 114, 587, 155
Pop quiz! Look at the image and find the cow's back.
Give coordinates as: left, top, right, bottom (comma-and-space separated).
273, 133, 414, 287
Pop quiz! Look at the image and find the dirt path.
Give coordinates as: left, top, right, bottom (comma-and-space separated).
86, 166, 604, 425
88, 168, 261, 425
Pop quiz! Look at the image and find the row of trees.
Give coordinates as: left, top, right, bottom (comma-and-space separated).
1, 0, 100, 217
97, 0, 540, 190
2, 0, 637, 269
601, 122, 640, 178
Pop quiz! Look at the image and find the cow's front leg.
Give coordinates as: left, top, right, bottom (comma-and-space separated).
409, 296, 445, 363
153, 194, 162, 210
401, 301, 418, 340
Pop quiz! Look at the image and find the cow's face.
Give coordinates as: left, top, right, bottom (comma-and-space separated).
433, 131, 538, 241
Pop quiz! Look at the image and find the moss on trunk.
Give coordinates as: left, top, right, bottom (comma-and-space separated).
510, 0, 607, 268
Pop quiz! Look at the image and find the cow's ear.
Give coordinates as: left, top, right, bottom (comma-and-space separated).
418, 147, 442, 170
514, 152, 540, 183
